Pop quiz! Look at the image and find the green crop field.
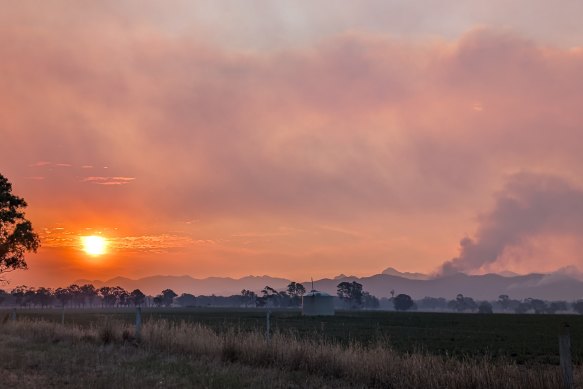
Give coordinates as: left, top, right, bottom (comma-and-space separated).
6, 308, 583, 366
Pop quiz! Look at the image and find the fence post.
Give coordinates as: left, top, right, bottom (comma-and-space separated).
559, 324, 574, 389
61, 306, 65, 325
265, 310, 271, 342
11, 308, 16, 322
135, 307, 142, 341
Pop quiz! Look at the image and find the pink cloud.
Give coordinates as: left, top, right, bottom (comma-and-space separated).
1, 5, 582, 281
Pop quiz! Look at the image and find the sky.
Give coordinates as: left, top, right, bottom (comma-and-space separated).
1, 1, 583, 287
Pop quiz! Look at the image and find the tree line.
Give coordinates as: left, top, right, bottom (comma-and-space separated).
385, 293, 583, 314
0, 284, 178, 308
3, 282, 583, 315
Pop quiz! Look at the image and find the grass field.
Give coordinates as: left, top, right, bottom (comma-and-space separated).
0, 313, 575, 388
6, 307, 583, 366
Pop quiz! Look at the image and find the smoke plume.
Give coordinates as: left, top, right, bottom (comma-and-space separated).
441, 172, 583, 274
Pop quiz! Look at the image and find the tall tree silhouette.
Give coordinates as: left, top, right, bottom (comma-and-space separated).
0, 173, 40, 277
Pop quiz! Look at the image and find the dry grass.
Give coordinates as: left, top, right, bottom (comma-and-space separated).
0, 318, 574, 388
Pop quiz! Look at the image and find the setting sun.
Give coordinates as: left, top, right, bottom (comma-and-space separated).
81, 235, 108, 256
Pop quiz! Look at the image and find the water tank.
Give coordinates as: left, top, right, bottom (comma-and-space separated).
302, 290, 335, 316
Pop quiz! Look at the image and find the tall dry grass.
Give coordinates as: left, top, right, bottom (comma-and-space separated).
1, 318, 569, 388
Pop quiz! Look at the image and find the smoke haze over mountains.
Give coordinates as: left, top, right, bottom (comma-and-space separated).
76, 268, 583, 301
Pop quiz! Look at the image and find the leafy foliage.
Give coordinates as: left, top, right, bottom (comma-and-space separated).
337, 281, 363, 308
287, 282, 306, 306
0, 174, 40, 276
161, 289, 177, 307
478, 301, 493, 314
448, 294, 478, 312
393, 294, 414, 311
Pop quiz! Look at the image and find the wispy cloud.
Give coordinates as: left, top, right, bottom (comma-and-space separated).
29, 161, 51, 167
29, 161, 72, 168
40, 228, 197, 252
82, 176, 136, 185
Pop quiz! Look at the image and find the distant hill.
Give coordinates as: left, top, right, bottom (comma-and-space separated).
75, 269, 583, 301
75, 275, 291, 296
313, 272, 583, 300
381, 267, 430, 280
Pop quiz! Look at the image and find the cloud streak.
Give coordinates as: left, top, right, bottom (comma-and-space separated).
82, 177, 136, 186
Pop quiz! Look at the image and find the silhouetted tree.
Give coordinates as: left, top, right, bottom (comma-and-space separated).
67, 284, 82, 307
0, 289, 7, 306
11, 285, 27, 307
0, 173, 40, 277
23, 286, 36, 307
362, 292, 380, 309
113, 286, 129, 307
547, 301, 568, 314
153, 295, 163, 307
240, 289, 257, 307
175, 293, 196, 307
514, 301, 531, 314
287, 282, 306, 306
34, 287, 53, 308
417, 297, 448, 311
161, 289, 177, 307
260, 286, 290, 307
255, 296, 267, 307
525, 298, 547, 314
448, 294, 477, 312
129, 289, 146, 306
498, 295, 510, 311
54, 287, 72, 307
393, 294, 414, 311
337, 281, 363, 309
573, 300, 583, 314
478, 301, 493, 314
80, 284, 97, 307
98, 286, 118, 307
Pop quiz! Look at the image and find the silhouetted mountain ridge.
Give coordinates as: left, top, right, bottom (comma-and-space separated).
381, 267, 430, 280
74, 269, 583, 300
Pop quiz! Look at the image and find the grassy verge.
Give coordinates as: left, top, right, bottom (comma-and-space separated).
8, 308, 583, 365
0, 318, 575, 388
0, 327, 345, 388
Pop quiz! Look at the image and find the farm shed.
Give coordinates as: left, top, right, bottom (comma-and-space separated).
302, 290, 335, 316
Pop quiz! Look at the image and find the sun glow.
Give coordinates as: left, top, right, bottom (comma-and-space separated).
81, 235, 108, 256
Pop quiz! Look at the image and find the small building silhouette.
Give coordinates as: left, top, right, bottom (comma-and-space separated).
302, 290, 335, 316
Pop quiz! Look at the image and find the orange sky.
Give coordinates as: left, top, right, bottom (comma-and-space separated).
2, 1, 583, 287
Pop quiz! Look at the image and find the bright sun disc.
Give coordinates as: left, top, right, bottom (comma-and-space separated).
81, 235, 107, 256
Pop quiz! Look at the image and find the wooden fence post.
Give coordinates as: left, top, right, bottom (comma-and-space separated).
11, 308, 16, 322
135, 307, 142, 341
265, 310, 271, 342
61, 306, 65, 325
559, 324, 574, 389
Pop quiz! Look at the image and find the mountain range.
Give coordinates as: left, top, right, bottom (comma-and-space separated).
76, 268, 583, 301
